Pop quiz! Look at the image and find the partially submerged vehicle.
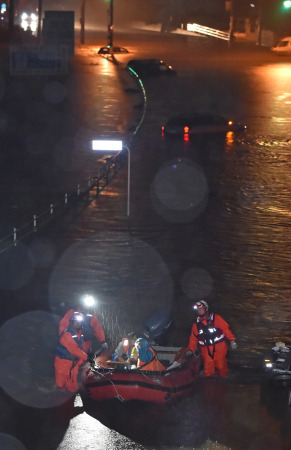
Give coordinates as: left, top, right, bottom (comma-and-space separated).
162, 113, 246, 137
271, 37, 291, 55
264, 342, 291, 388
98, 46, 129, 54
126, 59, 177, 78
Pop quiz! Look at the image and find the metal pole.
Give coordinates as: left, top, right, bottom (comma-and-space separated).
228, 0, 234, 47
37, 0, 42, 42
8, 0, 14, 40
124, 145, 131, 217
80, 0, 85, 44
108, 0, 113, 47
256, 0, 262, 46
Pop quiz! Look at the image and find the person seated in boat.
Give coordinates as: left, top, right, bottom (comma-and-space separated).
112, 332, 138, 364
54, 312, 88, 392
135, 338, 166, 371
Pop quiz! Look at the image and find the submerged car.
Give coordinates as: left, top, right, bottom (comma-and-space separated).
98, 46, 129, 54
271, 36, 291, 55
264, 342, 291, 388
162, 113, 246, 136
126, 58, 176, 77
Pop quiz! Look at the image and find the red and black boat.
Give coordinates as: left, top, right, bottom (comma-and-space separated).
80, 346, 202, 404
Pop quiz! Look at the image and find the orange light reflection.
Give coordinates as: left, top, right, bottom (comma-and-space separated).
225, 131, 235, 149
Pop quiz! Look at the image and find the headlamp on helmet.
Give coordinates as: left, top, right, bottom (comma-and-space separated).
70, 312, 84, 323
193, 300, 208, 310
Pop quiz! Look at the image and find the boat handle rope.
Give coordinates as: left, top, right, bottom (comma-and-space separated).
140, 370, 163, 385
90, 365, 164, 400
91, 365, 126, 402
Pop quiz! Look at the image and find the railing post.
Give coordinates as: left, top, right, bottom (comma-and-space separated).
33, 214, 37, 232
96, 178, 100, 196
105, 164, 109, 185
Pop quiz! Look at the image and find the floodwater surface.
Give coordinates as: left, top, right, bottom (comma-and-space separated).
0, 30, 290, 449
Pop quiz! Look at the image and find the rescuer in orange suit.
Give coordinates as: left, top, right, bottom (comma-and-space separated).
59, 295, 107, 354
55, 312, 88, 392
187, 300, 237, 377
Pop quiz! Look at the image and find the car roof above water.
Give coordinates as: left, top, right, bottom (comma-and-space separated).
128, 58, 164, 65
166, 114, 228, 126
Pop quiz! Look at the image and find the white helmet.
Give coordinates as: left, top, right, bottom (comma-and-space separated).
193, 300, 208, 310
70, 312, 84, 323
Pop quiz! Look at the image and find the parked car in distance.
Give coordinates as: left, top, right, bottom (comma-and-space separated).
271, 36, 291, 55
126, 59, 177, 77
162, 114, 247, 136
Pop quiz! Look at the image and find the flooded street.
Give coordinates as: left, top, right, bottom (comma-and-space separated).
0, 28, 290, 449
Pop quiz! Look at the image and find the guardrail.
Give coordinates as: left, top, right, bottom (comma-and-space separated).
186, 23, 230, 41
0, 52, 145, 256
0, 151, 124, 254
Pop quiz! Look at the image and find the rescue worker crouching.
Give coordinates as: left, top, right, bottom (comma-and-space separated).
135, 338, 166, 371
55, 312, 89, 392
59, 295, 107, 355
187, 300, 237, 378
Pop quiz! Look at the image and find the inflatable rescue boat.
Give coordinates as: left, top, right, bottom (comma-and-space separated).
80, 346, 202, 403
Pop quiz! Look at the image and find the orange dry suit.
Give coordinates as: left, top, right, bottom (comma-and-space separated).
137, 347, 166, 371
59, 308, 105, 353
188, 313, 236, 377
54, 327, 87, 392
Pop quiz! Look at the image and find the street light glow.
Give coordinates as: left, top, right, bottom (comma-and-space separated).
92, 140, 122, 151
